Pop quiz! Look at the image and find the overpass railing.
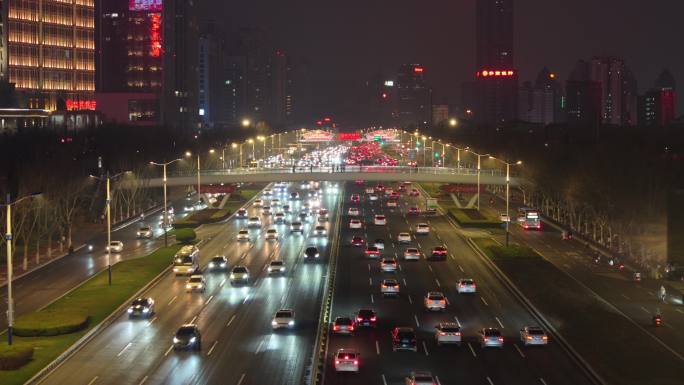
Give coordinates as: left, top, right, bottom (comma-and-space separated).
165, 166, 509, 178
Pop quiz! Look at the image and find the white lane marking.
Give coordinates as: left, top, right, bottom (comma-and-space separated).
376, 340, 381, 355
167, 296, 177, 306
207, 341, 218, 356
398, 264, 402, 271
414, 314, 420, 327
428, 265, 433, 272
435, 278, 441, 287
243, 295, 250, 304
368, 264, 371, 272
147, 317, 157, 327
164, 345, 174, 357
495, 316, 504, 328
255, 339, 265, 354
481, 297, 489, 306
422, 341, 429, 356
236, 373, 246, 385
137, 376, 148, 385
403, 278, 408, 287
382, 374, 388, 385
539, 378, 548, 385
206, 295, 214, 305
467, 342, 477, 357
369, 277, 373, 286
487, 377, 494, 385
418, 242, 422, 248
514, 343, 526, 358
219, 278, 226, 287
621, 294, 630, 300
640, 306, 650, 314
458, 264, 464, 272
190, 315, 197, 324
435, 376, 442, 385
676, 309, 684, 314
408, 295, 413, 304
371, 294, 375, 303
454, 316, 462, 327
117, 342, 132, 357
226, 315, 236, 327
86, 376, 99, 385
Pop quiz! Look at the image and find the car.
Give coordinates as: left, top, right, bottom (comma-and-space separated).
186, 274, 206, 292
332, 316, 355, 335
253, 199, 263, 207
457, 278, 476, 293
365, 246, 380, 259
365, 187, 375, 194
480, 327, 504, 348
208, 256, 228, 271
381, 279, 400, 296
265, 228, 279, 240
355, 309, 377, 328
389, 192, 400, 199
407, 206, 420, 215
290, 221, 304, 233
435, 322, 462, 346
127, 297, 155, 318
333, 349, 359, 373
318, 208, 329, 220
374, 239, 385, 250
299, 211, 309, 221
368, 193, 378, 201
384, 188, 394, 196
268, 260, 286, 275
409, 188, 420, 197
424, 291, 448, 311
136, 226, 153, 239
380, 258, 397, 273
282, 204, 291, 213
290, 192, 300, 200
262, 189, 272, 196
429, 246, 448, 260
229, 265, 250, 284
300, 182, 311, 189
404, 247, 421, 261
314, 225, 327, 236
387, 200, 398, 208
247, 217, 261, 228
271, 198, 281, 206
173, 324, 201, 351
415, 223, 430, 234
236, 208, 248, 218
392, 327, 417, 351
262, 206, 272, 215
405, 371, 435, 385
351, 235, 365, 246
500, 213, 511, 222
397, 232, 411, 244
425, 208, 438, 216
183, 203, 195, 212
398, 184, 407, 192
106, 241, 124, 253
374, 215, 386, 225
274, 212, 286, 223
375, 184, 385, 193
271, 309, 296, 329
348, 207, 360, 216
349, 219, 362, 229
304, 246, 320, 259
520, 326, 549, 346
237, 229, 250, 241
350, 194, 360, 203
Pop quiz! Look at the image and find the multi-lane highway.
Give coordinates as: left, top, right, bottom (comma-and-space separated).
39, 181, 343, 385
324, 181, 592, 385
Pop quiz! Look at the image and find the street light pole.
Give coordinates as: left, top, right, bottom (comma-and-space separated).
106, 172, 112, 286
477, 154, 481, 211
5, 194, 13, 345
196, 154, 201, 203
163, 163, 168, 247
506, 163, 510, 246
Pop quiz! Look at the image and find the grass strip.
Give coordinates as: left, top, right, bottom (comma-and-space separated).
449, 208, 502, 228
473, 238, 684, 385
0, 244, 181, 385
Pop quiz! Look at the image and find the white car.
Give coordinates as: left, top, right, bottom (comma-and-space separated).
333, 349, 359, 373
274, 212, 286, 223
374, 239, 385, 250
457, 278, 477, 293
290, 221, 304, 233
271, 309, 296, 329
406, 371, 436, 385
262, 189, 272, 196
230, 266, 250, 284
397, 232, 411, 244
247, 217, 261, 228
500, 213, 511, 222
520, 326, 548, 346
262, 206, 272, 215
185, 274, 206, 293
136, 227, 153, 239
380, 258, 397, 273
374, 215, 386, 225
271, 198, 281, 206
237, 229, 250, 241
424, 291, 448, 311
368, 194, 378, 201
480, 327, 504, 348
265, 228, 278, 240
387, 200, 398, 208
403, 247, 421, 261
268, 260, 286, 275
253, 199, 263, 207
415, 223, 430, 234
380, 279, 400, 296
365, 187, 375, 194
106, 241, 124, 253
350, 219, 362, 229
348, 207, 360, 216
435, 322, 462, 346
314, 225, 327, 236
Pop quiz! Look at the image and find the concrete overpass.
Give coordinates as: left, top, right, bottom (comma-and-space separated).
123, 166, 523, 188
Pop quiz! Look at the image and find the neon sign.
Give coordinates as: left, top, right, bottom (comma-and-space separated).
66, 100, 97, 111
476, 70, 516, 77
129, 0, 162, 11
150, 13, 162, 57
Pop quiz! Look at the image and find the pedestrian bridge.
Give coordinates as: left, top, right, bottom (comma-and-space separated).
126, 166, 522, 188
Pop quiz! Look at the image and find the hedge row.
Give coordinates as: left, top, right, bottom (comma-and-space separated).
14, 311, 89, 337
448, 208, 503, 228
175, 228, 197, 244
173, 208, 232, 229
0, 346, 34, 370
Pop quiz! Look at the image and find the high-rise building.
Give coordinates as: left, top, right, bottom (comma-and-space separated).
518, 68, 563, 124
197, 21, 235, 129
565, 60, 602, 128
639, 69, 677, 127
589, 57, 638, 126
474, 0, 517, 125
396, 64, 431, 128
1, 0, 95, 110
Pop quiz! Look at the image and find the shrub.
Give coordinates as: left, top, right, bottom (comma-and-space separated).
0, 345, 34, 370
448, 208, 503, 228
175, 228, 197, 244
14, 311, 89, 337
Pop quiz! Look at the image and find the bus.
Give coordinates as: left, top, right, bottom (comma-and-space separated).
517, 207, 541, 230
173, 245, 200, 275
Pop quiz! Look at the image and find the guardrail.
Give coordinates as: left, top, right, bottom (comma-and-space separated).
164, 166, 508, 178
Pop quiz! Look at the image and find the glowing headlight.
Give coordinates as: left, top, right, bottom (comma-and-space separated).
173, 268, 179, 272
288, 320, 295, 326
208, 263, 215, 268
189, 337, 197, 343
142, 308, 150, 313
173, 337, 180, 343
197, 284, 203, 288
230, 274, 235, 279
220, 263, 226, 268
186, 284, 192, 289
127, 308, 133, 314
271, 321, 278, 326
315, 253, 320, 258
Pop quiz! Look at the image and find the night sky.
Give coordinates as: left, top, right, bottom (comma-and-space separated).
209, 0, 684, 122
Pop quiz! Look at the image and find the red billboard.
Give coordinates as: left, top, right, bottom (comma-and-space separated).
337, 133, 361, 141
129, 0, 163, 12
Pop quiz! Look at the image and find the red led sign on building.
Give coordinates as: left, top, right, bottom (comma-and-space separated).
337, 133, 361, 141
476, 70, 516, 77
414, 67, 424, 73
129, 0, 163, 11
66, 100, 97, 111
150, 13, 162, 57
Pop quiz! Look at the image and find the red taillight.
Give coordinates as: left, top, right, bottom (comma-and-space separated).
456, 332, 461, 336
333, 325, 340, 331
542, 336, 548, 340
370, 316, 376, 321
356, 317, 363, 321
335, 360, 340, 365
349, 326, 354, 331
439, 332, 446, 336
498, 337, 504, 342
353, 360, 358, 365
